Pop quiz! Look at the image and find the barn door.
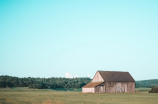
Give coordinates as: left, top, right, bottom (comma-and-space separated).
101, 86, 103, 92
100, 86, 105, 93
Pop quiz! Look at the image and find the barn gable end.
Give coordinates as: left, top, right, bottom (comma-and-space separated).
91, 71, 104, 82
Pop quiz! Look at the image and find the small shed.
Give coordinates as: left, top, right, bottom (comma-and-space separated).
82, 71, 135, 93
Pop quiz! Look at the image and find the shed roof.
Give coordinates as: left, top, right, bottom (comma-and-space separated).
82, 82, 104, 88
98, 71, 135, 82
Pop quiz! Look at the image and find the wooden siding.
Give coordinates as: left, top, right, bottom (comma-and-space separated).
82, 88, 95, 93
92, 71, 104, 82
103, 82, 135, 93
93, 82, 135, 93
95, 86, 105, 93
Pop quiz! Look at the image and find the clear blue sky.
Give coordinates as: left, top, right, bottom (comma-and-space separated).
0, 0, 158, 80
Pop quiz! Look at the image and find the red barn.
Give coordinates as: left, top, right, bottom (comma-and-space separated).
82, 71, 135, 93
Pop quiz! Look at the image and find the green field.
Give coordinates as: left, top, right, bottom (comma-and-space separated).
0, 87, 158, 104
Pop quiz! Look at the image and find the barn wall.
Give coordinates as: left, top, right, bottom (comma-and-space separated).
82, 88, 95, 93
95, 86, 105, 93
127, 82, 135, 92
105, 82, 135, 93
92, 72, 104, 82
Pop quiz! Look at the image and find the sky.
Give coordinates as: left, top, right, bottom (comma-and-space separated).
0, 0, 158, 80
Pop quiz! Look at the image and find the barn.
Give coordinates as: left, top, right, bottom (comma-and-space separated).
82, 71, 135, 93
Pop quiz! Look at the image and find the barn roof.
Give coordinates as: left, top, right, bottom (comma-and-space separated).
82, 82, 104, 88
98, 71, 135, 82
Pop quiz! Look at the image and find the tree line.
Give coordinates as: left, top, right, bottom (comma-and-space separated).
0, 75, 91, 89
135, 79, 158, 88
1, 75, 158, 89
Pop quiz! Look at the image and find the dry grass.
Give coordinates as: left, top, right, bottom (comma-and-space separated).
0, 87, 158, 104
42, 100, 68, 104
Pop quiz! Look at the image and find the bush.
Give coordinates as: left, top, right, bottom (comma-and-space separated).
149, 86, 158, 93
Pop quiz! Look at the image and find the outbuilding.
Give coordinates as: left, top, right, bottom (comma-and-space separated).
82, 71, 135, 93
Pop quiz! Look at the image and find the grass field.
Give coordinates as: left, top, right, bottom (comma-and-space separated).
0, 87, 158, 104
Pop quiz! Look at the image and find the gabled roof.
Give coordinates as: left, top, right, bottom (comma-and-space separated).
98, 71, 135, 82
82, 82, 104, 88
